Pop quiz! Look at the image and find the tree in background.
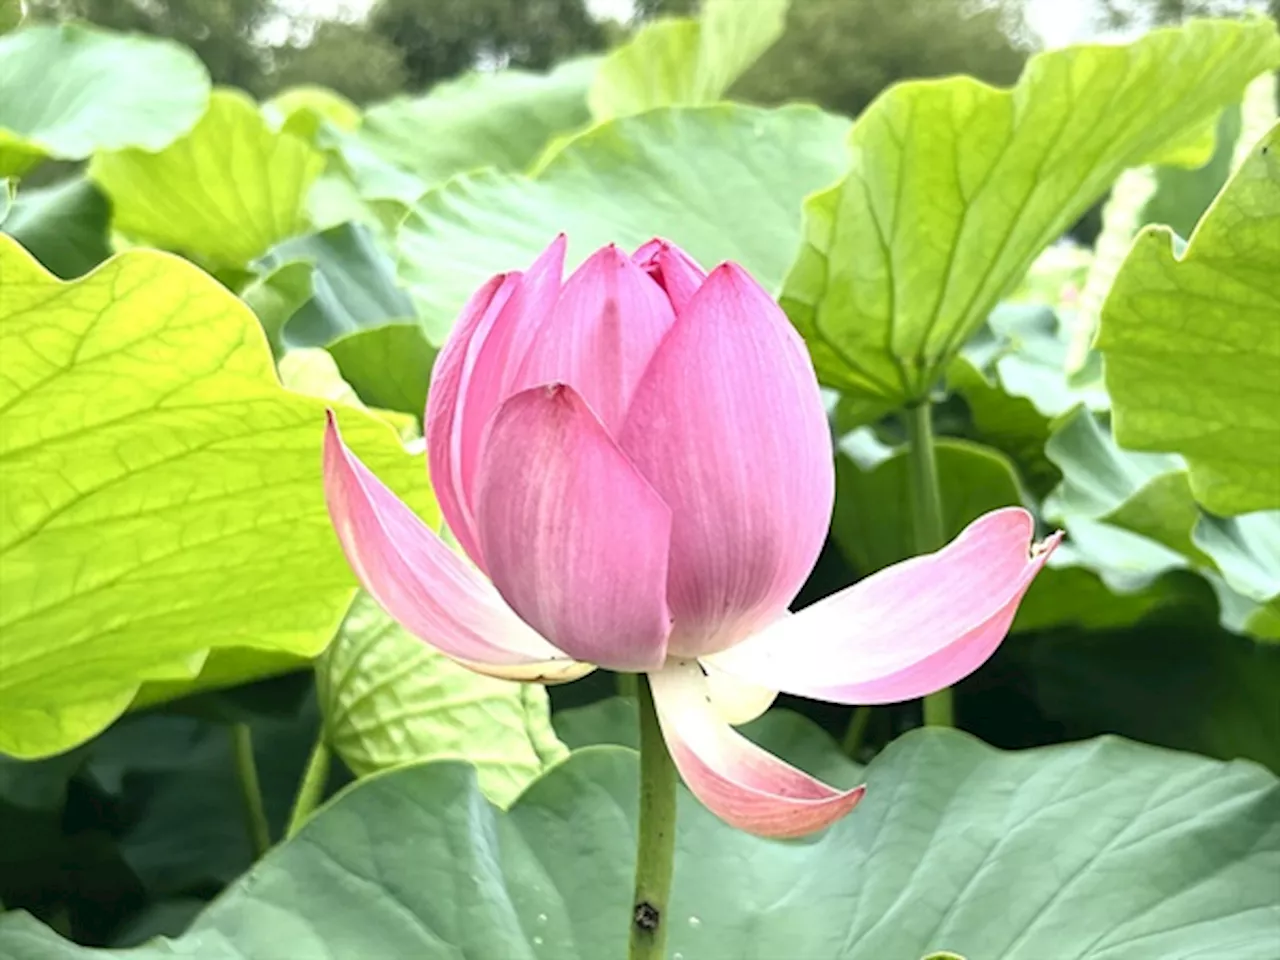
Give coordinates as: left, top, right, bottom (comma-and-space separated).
632, 0, 698, 16
28, 0, 275, 92
1097, 0, 1278, 25
729, 0, 1031, 119
367, 0, 605, 92
270, 20, 407, 103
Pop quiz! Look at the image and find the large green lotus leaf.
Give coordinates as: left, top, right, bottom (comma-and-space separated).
1099, 122, 1280, 515
833, 438, 1024, 576
554, 696, 863, 790
317, 593, 567, 808
3, 729, 1278, 958
0, 23, 208, 177
1028, 573, 1280, 773
256, 222, 417, 350
89, 90, 324, 268
783, 19, 1280, 406
359, 58, 596, 187
398, 104, 849, 341
1, 178, 111, 279
588, 0, 787, 119
0, 238, 437, 759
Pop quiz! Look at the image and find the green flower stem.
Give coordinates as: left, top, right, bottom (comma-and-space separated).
617, 671, 639, 699
903, 400, 954, 728
230, 722, 272, 858
628, 675, 678, 960
840, 706, 872, 758
286, 734, 331, 839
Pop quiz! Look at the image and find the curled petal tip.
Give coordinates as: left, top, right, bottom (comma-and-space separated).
1034, 529, 1066, 557
651, 662, 864, 839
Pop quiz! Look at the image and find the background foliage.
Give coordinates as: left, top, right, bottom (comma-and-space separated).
0, 0, 1278, 954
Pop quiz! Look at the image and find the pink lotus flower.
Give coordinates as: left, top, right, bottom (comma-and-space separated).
323, 236, 1060, 839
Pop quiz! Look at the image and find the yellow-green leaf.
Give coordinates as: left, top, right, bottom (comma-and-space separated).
89, 90, 324, 268
589, 0, 787, 119
0, 237, 436, 758
784, 18, 1280, 406
317, 593, 568, 808
1099, 122, 1280, 515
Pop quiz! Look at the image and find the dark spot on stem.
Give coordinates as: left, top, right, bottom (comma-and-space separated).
633, 901, 660, 933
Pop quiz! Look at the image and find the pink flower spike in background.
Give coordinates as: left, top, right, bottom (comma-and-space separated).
322, 235, 1061, 840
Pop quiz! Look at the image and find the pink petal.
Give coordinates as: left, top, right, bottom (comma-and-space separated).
708, 508, 1063, 704
651, 661, 864, 839
324, 411, 576, 674
473, 384, 673, 672
617, 263, 834, 659
511, 245, 676, 434
632, 238, 707, 315
425, 272, 519, 567
426, 236, 568, 569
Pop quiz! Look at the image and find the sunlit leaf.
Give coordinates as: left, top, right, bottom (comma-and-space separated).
89, 90, 324, 268
317, 593, 566, 808
0, 23, 208, 176
1141, 102, 1242, 239
1099, 122, 1280, 515
0, 237, 436, 758
264, 85, 361, 143
783, 19, 1280, 406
